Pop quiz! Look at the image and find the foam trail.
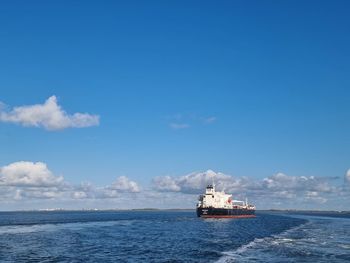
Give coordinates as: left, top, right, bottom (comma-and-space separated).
216, 216, 350, 263
215, 222, 309, 263
0, 220, 136, 234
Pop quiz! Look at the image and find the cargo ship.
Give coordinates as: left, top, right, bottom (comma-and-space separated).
196, 184, 256, 218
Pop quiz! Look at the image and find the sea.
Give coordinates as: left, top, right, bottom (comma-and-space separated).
0, 210, 349, 262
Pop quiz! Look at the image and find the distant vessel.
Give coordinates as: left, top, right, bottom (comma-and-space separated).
196, 184, 256, 218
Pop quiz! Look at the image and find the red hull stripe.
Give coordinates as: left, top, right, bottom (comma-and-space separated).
201, 215, 256, 219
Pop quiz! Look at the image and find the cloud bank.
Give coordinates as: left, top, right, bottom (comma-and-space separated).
152, 170, 349, 208
0, 161, 140, 203
0, 96, 99, 130
0, 163, 349, 210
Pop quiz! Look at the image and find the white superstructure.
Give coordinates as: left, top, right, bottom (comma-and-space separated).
197, 184, 255, 210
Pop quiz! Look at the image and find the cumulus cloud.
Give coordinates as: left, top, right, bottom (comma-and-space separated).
152, 176, 181, 192
152, 170, 344, 207
71, 182, 95, 199
1, 163, 348, 210
0, 96, 99, 130
0, 161, 68, 201
68, 176, 141, 200
153, 170, 249, 195
0, 161, 142, 203
0, 161, 64, 187
71, 191, 88, 199
262, 173, 335, 193
108, 176, 140, 193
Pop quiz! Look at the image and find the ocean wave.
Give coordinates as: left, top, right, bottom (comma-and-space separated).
0, 219, 136, 234
215, 216, 350, 263
215, 221, 308, 263
1, 211, 349, 262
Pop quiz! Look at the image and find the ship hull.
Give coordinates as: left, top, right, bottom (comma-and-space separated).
196, 207, 256, 218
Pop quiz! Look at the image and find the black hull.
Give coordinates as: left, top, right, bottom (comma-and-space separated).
197, 207, 256, 218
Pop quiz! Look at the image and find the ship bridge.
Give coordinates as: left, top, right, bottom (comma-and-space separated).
205, 184, 215, 195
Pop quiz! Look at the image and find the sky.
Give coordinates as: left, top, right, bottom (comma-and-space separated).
0, 0, 349, 210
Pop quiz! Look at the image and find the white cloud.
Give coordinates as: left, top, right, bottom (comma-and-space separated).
108, 176, 140, 193
152, 170, 343, 207
152, 176, 181, 192
345, 169, 350, 185
0, 161, 69, 201
153, 170, 248, 194
71, 191, 88, 199
262, 173, 335, 193
19, 188, 64, 199
0, 161, 64, 187
1, 163, 348, 210
69, 177, 141, 200
71, 182, 95, 199
0, 96, 99, 130
0, 162, 142, 203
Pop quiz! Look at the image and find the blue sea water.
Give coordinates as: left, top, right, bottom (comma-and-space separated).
0, 211, 349, 262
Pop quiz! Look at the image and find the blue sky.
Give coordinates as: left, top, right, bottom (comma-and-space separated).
0, 1, 349, 210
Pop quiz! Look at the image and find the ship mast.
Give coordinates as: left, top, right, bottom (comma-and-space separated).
212, 175, 215, 191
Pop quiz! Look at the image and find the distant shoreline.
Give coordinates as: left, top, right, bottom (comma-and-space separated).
0, 208, 349, 214
259, 209, 350, 217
